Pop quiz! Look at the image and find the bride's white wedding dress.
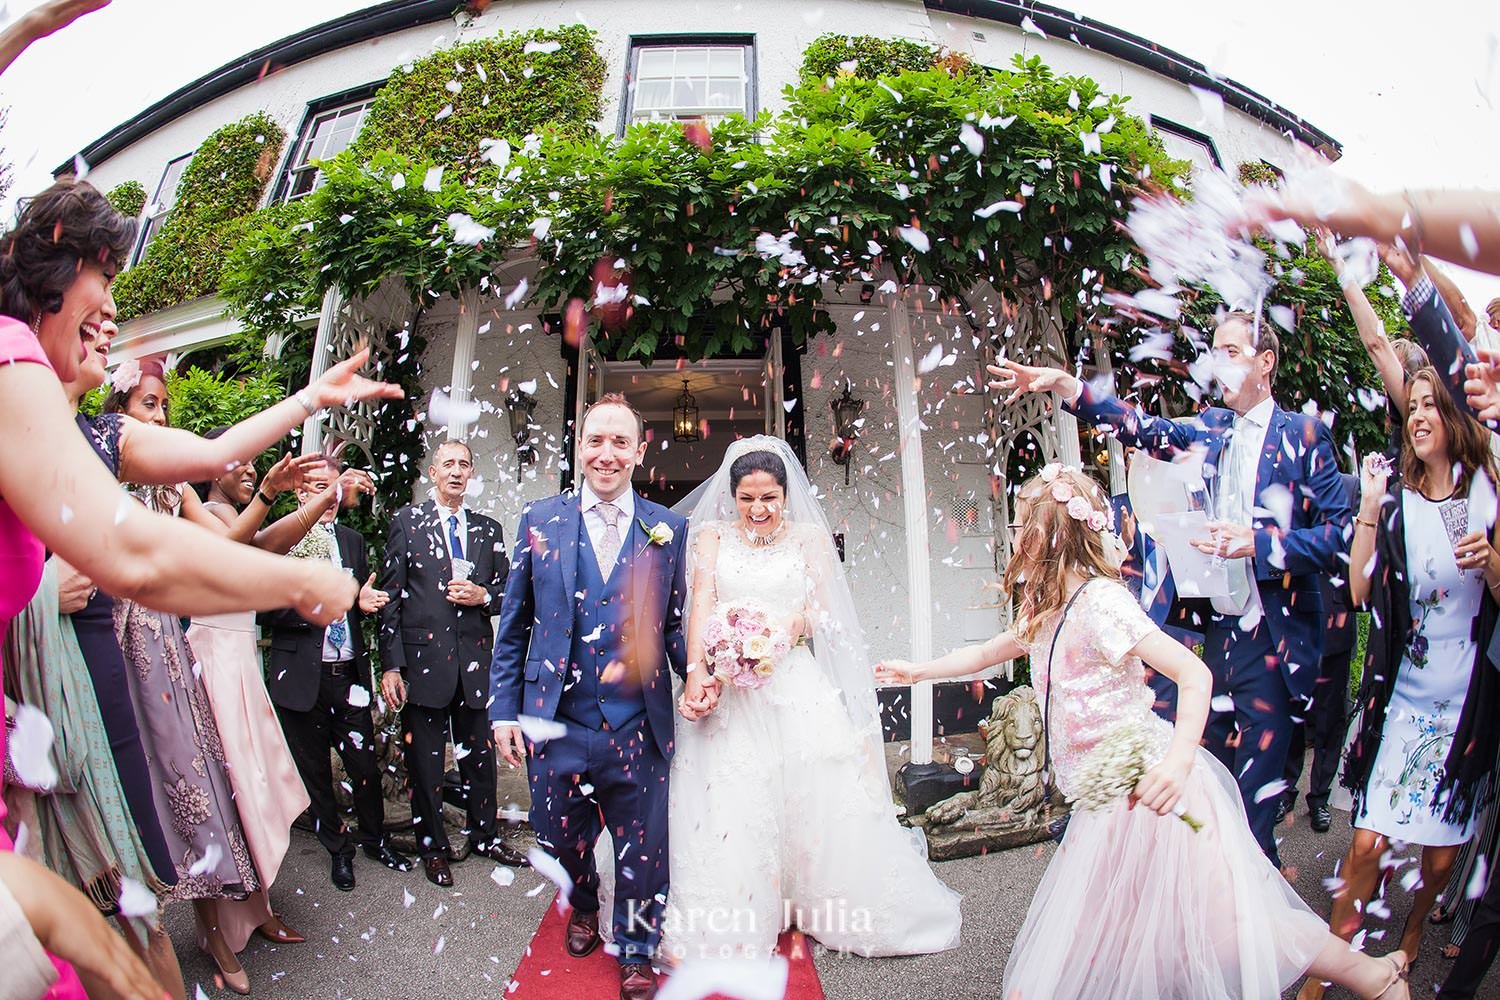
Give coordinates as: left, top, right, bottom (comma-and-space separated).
662, 522, 963, 961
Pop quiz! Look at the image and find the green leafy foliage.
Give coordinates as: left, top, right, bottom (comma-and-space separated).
165, 365, 287, 436
106, 180, 146, 219
348, 25, 604, 183
799, 33, 945, 81
112, 113, 285, 321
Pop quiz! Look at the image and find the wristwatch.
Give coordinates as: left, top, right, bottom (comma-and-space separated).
256, 489, 276, 506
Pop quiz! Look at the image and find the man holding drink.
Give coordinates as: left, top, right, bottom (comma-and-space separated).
380, 440, 522, 886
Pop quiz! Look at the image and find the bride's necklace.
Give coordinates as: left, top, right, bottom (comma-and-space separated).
739, 519, 787, 547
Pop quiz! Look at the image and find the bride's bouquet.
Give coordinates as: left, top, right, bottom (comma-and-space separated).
703, 602, 792, 690
1070, 720, 1204, 831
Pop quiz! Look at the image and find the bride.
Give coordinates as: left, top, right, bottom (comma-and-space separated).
661, 435, 962, 961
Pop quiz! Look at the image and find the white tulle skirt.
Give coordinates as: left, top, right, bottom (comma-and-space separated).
1003, 747, 1328, 999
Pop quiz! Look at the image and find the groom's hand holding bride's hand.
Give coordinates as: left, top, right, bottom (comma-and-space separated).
678, 664, 720, 721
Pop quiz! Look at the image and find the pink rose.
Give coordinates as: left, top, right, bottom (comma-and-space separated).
1039, 463, 1062, 484
1087, 510, 1107, 531
1050, 480, 1075, 503
1066, 496, 1093, 522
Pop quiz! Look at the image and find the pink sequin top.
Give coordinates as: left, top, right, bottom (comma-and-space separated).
1026, 578, 1168, 797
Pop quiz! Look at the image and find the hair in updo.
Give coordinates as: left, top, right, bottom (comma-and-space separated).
729, 449, 788, 493
0, 178, 137, 324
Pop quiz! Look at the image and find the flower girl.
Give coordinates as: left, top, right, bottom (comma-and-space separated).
877, 465, 1410, 1000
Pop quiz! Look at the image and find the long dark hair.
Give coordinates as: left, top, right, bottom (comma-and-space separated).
1400, 366, 1498, 498
0, 179, 136, 324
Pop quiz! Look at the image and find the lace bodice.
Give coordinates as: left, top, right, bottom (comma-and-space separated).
1026, 579, 1167, 797
708, 521, 815, 617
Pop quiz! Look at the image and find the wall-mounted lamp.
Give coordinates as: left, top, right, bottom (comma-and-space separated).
505, 387, 537, 481
828, 381, 866, 485
672, 378, 700, 442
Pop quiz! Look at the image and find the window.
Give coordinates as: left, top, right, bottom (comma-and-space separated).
283, 99, 372, 201
134, 153, 191, 263
626, 39, 753, 128
1148, 116, 1222, 175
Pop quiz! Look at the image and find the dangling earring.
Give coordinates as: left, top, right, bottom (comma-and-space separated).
27, 312, 40, 334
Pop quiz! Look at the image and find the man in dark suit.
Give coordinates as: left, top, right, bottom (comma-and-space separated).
490, 394, 694, 1000
1280, 471, 1360, 833
379, 440, 524, 887
262, 465, 412, 890
992, 312, 1353, 866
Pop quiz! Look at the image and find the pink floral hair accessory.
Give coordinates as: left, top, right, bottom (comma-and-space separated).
1036, 462, 1115, 534
109, 357, 142, 394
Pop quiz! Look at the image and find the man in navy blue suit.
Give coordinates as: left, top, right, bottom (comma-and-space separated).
992, 312, 1353, 866
489, 393, 697, 1000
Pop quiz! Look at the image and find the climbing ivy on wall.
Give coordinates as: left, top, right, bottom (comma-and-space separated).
111, 112, 285, 321
105, 179, 146, 219
347, 24, 604, 182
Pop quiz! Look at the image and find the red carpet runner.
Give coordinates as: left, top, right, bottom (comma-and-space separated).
507, 895, 825, 999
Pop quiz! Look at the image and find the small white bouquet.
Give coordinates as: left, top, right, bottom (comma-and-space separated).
1070, 720, 1203, 831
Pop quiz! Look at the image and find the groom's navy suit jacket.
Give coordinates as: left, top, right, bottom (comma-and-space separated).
1068, 385, 1351, 701
488, 490, 689, 759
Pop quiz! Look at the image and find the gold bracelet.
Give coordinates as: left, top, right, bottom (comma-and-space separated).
1354, 516, 1378, 529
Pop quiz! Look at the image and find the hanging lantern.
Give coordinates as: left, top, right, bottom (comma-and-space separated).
673, 378, 700, 442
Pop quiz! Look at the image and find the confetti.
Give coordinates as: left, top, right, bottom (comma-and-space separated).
6, 705, 57, 791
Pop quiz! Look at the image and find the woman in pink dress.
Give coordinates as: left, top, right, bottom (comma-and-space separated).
879, 465, 1413, 1000
0, 178, 378, 997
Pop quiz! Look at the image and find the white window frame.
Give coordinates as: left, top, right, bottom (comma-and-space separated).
133, 152, 191, 264
283, 98, 373, 202
625, 39, 754, 129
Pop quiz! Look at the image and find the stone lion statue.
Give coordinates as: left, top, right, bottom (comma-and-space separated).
926, 685, 1049, 830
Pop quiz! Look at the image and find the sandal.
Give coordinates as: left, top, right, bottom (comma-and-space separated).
1374, 950, 1410, 1000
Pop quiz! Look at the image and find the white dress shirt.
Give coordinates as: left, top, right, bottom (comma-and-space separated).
321, 522, 358, 662
429, 489, 469, 560
579, 483, 635, 557
1209, 396, 1273, 618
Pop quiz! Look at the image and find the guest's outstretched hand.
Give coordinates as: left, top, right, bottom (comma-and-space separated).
294, 562, 359, 626
1465, 348, 1500, 421
874, 659, 922, 685
309, 347, 406, 410
986, 359, 1078, 403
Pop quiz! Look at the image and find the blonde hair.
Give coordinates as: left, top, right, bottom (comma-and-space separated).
1002, 466, 1121, 643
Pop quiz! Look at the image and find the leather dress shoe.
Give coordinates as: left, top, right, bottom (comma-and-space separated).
364, 843, 413, 872
619, 962, 658, 1000
424, 855, 454, 887
565, 910, 601, 958
331, 854, 355, 891
468, 838, 531, 867
1274, 797, 1291, 825
1310, 804, 1333, 833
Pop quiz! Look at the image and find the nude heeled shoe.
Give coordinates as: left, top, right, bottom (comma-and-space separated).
1373, 950, 1410, 1000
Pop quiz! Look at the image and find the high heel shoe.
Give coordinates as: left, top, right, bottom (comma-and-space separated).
1374, 950, 1409, 1000
256, 916, 305, 944
202, 934, 251, 995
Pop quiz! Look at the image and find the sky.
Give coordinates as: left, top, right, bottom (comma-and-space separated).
1, 0, 1497, 310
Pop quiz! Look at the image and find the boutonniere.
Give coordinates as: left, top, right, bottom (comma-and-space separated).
640, 518, 674, 546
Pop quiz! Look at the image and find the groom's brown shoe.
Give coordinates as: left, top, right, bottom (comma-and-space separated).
619, 962, 658, 1000
565, 910, 601, 957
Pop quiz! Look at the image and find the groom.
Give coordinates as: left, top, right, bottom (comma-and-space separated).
490, 393, 704, 1000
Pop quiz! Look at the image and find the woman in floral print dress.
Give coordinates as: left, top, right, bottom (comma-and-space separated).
1298, 368, 1500, 999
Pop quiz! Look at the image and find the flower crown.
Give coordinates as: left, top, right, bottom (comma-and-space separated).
1037, 463, 1114, 533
